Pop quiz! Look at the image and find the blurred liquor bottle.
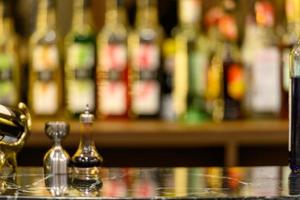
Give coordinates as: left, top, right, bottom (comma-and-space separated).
97, 0, 129, 119
0, 0, 20, 107
64, 0, 96, 118
242, 0, 280, 118
28, 0, 62, 117
206, 0, 245, 121
129, 0, 163, 119
173, 0, 210, 122
280, 0, 300, 119
161, 39, 176, 121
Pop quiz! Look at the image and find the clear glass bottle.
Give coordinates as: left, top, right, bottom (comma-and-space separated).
0, 0, 20, 108
28, 0, 62, 117
97, 0, 129, 119
243, 0, 280, 118
173, 0, 209, 122
289, 32, 300, 172
64, 0, 96, 118
71, 105, 103, 182
129, 0, 163, 119
280, 0, 300, 119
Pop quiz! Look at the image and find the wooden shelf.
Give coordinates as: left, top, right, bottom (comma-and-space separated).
25, 119, 288, 166
28, 119, 288, 147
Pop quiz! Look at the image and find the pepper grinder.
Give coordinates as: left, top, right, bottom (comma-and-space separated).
43, 122, 70, 196
71, 105, 103, 181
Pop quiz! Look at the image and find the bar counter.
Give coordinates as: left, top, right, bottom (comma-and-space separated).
0, 166, 297, 199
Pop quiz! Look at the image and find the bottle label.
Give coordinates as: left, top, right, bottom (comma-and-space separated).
283, 48, 290, 92
67, 80, 95, 113
189, 51, 208, 96
66, 43, 95, 112
99, 81, 126, 115
251, 47, 280, 113
33, 82, 58, 115
132, 43, 160, 115
206, 57, 222, 100
133, 43, 160, 71
0, 53, 17, 106
32, 45, 59, 114
67, 43, 95, 71
98, 43, 127, 115
100, 44, 127, 71
227, 64, 245, 100
132, 81, 160, 115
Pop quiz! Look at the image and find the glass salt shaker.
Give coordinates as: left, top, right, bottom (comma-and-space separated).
43, 121, 70, 196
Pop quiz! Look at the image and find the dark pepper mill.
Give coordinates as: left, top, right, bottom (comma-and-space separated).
71, 105, 103, 181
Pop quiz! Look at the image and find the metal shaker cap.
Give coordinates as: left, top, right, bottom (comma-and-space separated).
80, 105, 94, 123
45, 122, 69, 141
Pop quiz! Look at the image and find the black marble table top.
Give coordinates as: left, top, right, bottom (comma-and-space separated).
0, 166, 297, 199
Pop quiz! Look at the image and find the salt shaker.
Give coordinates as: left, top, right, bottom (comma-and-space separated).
43, 121, 70, 196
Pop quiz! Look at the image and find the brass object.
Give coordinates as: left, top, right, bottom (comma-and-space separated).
0, 102, 31, 170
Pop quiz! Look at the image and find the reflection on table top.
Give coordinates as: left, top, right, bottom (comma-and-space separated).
0, 166, 296, 199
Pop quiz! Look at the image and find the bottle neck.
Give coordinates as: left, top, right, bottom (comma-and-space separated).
104, 0, 127, 27
135, 1, 159, 28
79, 122, 95, 148
0, 1, 13, 35
72, 0, 93, 33
178, 0, 201, 29
36, 0, 56, 32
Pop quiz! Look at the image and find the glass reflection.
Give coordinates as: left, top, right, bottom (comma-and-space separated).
70, 172, 102, 197
289, 172, 300, 195
0, 166, 291, 198
44, 173, 69, 196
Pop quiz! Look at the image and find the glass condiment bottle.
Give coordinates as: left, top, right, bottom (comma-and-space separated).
71, 105, 103, 182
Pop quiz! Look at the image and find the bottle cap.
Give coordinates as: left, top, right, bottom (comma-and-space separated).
45, 121, 69, 141
43, 0, 56, 9
137, 0, 157, 8
83, 0, 91, 7
116, 0, 125, 7
179, 0, 201, 25
80, 105, 94, 124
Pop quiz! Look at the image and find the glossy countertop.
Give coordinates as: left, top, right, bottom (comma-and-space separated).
0, 166, 297, 199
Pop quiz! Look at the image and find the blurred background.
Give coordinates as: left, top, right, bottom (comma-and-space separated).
0, 0, 294, 167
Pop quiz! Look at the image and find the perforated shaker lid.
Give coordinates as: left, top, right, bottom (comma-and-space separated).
45, 121, 69, 140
